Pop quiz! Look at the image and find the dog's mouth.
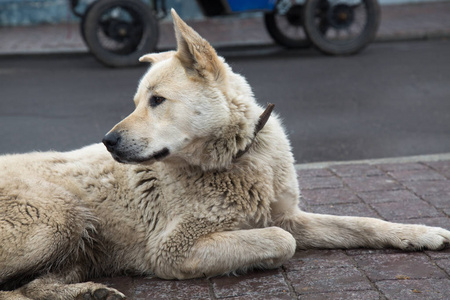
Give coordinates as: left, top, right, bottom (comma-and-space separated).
111, 148, 170, 164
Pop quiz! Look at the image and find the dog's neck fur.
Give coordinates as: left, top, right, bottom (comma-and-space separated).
233, 103, 274, 160
187, 117, 270, 171
181, 77, 271, 171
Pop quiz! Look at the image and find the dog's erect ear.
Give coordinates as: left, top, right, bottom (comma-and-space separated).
171, 9, 226, 83
139, 51, 176, 64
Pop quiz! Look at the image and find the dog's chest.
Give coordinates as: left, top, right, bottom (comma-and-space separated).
131, 165, 274, 229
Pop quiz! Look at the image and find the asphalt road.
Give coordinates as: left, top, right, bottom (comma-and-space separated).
1, 40, 450, 163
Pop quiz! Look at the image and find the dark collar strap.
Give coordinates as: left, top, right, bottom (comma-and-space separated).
233, 103, 275, 160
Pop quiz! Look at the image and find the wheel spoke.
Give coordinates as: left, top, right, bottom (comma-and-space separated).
269, 5, 309, 45
303, 0, 380, 54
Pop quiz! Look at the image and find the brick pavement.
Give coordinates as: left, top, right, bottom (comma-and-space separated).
91, 157, 450, 299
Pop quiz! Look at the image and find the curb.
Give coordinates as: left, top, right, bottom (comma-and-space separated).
295, 153, 450, 170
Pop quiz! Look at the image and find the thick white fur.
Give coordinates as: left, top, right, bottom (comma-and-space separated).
1, 10, 449, 300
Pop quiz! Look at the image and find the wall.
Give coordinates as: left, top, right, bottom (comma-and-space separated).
0, 0, 204, 26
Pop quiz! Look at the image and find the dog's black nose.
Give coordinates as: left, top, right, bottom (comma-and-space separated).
102, 131, 121, 152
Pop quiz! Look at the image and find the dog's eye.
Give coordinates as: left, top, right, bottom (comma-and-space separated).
149, 96, 166, 107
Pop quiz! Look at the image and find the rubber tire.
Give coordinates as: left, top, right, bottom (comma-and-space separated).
83, 0, 159, 67
264, 11, 310, 49
80, 1, 96, 44
303, 0, 380, 55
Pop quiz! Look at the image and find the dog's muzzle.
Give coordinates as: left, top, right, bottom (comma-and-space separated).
102, 131, 170, 164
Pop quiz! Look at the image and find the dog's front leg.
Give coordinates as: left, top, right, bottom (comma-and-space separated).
157, 227, 296, 280
276, 209, 450, 250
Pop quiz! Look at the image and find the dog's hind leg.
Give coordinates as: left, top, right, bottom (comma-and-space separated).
0, 180, 96, 290
158, 227, 296, 280
0, 267, 125, 300
15, 271, 125, 300
0, 291, 30, 300
275, 207, 450, 250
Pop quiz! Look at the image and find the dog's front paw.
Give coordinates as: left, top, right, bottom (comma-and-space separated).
76, 287, 126, 300
420, 227, 450, 250
399, 226, 450, 251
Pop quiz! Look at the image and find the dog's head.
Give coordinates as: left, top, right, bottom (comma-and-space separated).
103, 10, 260, 170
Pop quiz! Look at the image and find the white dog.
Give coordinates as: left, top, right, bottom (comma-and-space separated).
1, 10, 449, 300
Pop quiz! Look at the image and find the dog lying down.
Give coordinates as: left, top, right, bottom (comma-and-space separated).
1, 9, 449, 300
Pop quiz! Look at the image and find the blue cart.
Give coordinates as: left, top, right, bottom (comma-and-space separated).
70, 0, 380, 67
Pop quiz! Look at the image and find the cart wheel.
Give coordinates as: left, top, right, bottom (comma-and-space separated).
80, 1, 96, 44
303, 0, 380, 55
83, 0, 159, 67
264, 5, 310, 49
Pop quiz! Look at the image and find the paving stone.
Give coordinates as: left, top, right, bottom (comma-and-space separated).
284, 250, 354, 271
211, 269, 290, 299
375, 278, 450, 300
308, 203, 379, 218
330, 164, 384, 178
387, 169, 447, 182
297, 200, 309, 212
343, 175, 402, 193
297, 168, 335, 179
426, 247, 450, 260
93, 276, 135, 298
377, 162, 429, 172
301, 188, 360, 206
133, 277, 211, 299
298, 176, 343, 190
425, 161, 450, 169
444, 208, 450, 217
224, 293, 293, 299
353, 253, 447, 281
358, 189, 420, 204
422, 193, 450, 209
370, 198, 442, 221
435, 258, 450, 275
403, 180, 450, 197
298, 290, 381, 300
286, 266, 372, 295
345, 248, 404, 256
424, 161, 450, 178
